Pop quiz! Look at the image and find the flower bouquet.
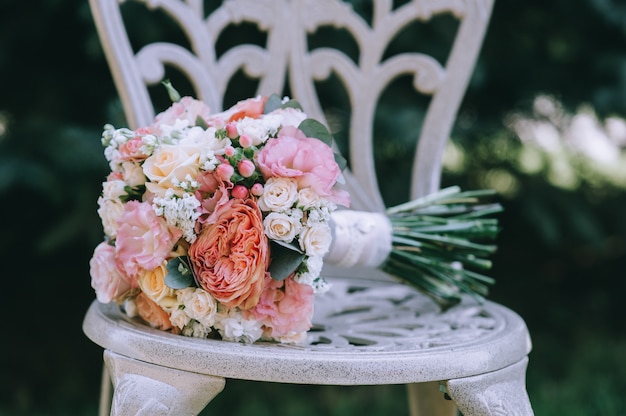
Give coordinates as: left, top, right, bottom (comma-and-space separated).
90, 84, 502, 344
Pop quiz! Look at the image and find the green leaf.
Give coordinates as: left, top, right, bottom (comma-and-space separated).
268, 240, 306, 281
298, 119, 333, 146
264, 94, 283, 114
195, 115, 209, 129
280, 99, 303, 111
165, 257, 195, 289
334, 152, 348, 171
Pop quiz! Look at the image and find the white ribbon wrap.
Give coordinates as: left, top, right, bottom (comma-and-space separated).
325, 210, 393, 268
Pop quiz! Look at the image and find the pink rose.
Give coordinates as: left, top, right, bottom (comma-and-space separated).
152, 96, 212, 130
118, 136, 146, 161
135, 292, 174, 331
114, 201, 182, 282
255, 126, 349, 207
245, 274, 314, 339
90, 242, 132, 303
188, 198, 268, 310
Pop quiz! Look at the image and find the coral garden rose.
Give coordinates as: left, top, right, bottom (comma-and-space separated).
188, 198, 268, 310
135, 292, 174, 331
246, 274, 314, 341
90, 242, 132, 303
114, 201, 182, 282
211, 96, 268, 123
255, 126, 350, 207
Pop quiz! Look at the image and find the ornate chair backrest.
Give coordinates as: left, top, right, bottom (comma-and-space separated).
90, 0, 493, 209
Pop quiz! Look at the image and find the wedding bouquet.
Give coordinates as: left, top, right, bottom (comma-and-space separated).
90, 88, 349, 344
90, 85, 502, 345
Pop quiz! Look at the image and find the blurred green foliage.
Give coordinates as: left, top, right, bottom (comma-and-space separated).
1, 0, 626, 414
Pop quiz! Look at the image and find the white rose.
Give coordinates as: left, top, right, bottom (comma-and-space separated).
263, 212, 302, 242
299, 223, 332, 257
97, 196, 124, 238
258, 177, 298, 212
179, 288, 218, 328
121, 161, 146, 187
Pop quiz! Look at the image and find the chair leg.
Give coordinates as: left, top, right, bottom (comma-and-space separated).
103, 350, 226, 416
99, 363, 112, 416
445, 357, 533, 416
407, 381, 458, 416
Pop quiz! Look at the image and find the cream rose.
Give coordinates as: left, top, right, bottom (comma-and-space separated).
97, 197, 124, 238
121, 161, 146, 187
258, 177, 298, 212
297, 187, 320, 209
138, 261, 177, 310
142, 144, 201, 196
179, 287, 218, 327
299, 223, 332, 257
263, 212, 302, 242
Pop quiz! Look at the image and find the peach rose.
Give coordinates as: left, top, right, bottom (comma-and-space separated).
90, 242, 132, 303
245, 274, 314, 340
114, 201, 182, 282
135, 292, 173, 331
138, 261, 177, 310
188, 198, 268, 310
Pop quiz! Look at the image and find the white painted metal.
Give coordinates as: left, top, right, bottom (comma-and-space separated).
85, 0, 534, 414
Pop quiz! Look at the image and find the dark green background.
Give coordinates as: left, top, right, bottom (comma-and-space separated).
1, 0, 626, 414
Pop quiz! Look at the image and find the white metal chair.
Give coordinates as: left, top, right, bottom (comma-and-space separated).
83, 0, 534, 414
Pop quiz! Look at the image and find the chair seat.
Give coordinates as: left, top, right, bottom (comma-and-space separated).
83, 276, 531, 386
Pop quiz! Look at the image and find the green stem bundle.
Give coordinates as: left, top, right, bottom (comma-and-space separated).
382, 186, 503, 310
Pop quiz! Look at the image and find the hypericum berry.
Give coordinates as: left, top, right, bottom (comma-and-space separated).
250, 183, 264, 196
238, 159, 256, 178
231, 185, 249, 199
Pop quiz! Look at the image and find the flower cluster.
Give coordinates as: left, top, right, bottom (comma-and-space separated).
89, 93, 349, 344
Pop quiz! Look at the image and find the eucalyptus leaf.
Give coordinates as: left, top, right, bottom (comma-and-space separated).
165, 257, 194, 289
264, 94, 283, 114
298, 118, 333, 145
334, 152, 348, 171
268, 240, 306, 281
195, 115, 209, 129
280, 99, 303, 111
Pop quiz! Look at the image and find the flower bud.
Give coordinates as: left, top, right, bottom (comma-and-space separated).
238, 159, 256, 178
225, 123, 239, 139
239, 134, 253, 148
224, 145, 236, 157
251, 183, 264, 196
231, 185, 249, 199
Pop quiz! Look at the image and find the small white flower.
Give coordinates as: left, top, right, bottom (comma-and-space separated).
214, 309, 263, 343
182, 320, 212, 338
152, 191, 202, 243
